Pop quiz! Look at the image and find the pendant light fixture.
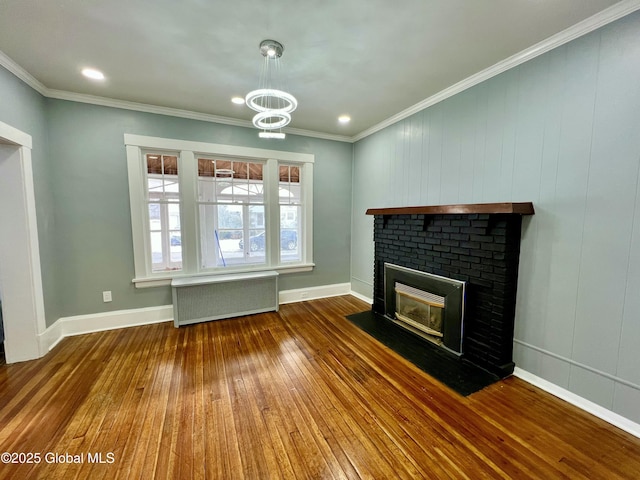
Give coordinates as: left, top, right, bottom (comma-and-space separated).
245, 40, 297, 139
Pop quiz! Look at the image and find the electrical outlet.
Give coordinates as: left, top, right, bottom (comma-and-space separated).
102, 291, 112, 302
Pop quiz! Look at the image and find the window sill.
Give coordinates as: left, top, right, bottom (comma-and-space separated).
132, 263, 315, 288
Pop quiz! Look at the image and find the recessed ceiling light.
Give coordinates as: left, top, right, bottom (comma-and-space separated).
338, 115, 351, 124
231, 96, 245, 105
81, 68, 105, 80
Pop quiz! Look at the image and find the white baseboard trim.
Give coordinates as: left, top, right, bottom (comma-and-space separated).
278, 282, 351, 304
349, 290, 373, 305
37, 283, 357, 354
38, 320, 64, 356
38, 305, 173, 354
513, 367, 640, 439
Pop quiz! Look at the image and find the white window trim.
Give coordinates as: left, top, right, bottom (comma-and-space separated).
125, 134, 314, 288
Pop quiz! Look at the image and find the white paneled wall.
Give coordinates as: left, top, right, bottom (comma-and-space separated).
351, 12, 640, 423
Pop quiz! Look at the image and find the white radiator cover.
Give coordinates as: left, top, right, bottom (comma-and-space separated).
171, 271, 279, 327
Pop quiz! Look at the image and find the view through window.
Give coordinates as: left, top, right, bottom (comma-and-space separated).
197, 158, 266, 268
279, 164, 302, 264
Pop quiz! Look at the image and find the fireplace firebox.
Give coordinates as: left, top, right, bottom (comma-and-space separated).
385, 263, 465, 355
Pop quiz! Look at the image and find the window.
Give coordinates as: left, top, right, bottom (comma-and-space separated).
279, 164, 302, 264
146, 154, 182, 272
125, 135, 314, 287
197, 157, 266, 268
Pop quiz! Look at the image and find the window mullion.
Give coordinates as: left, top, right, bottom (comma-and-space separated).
264, 159, 280, 266
302, 162, 313, 264
179, 150, 198, 273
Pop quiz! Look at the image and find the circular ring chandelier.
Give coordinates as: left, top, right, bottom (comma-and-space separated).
252, 110, 292, 130
245, 88, 298, 114
245, 40, 297, 136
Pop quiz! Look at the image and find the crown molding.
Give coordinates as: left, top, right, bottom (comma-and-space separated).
2, 1, 639, 145
46, 89, 353, 143
351, 0, 640, 142
47, 88, 255, 128
0, 50, 47, 95
280, 125, 352, 143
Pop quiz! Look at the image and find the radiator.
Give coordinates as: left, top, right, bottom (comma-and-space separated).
171, 271, 279, 327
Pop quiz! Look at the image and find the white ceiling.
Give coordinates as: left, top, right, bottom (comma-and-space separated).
0, 0, 636, 140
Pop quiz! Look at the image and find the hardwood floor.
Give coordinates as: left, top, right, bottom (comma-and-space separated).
1, 295, 639, 479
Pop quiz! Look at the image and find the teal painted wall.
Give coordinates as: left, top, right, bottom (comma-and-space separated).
351, 12, 640, 422
0, 67, 60, 325
45, 100, 353, 317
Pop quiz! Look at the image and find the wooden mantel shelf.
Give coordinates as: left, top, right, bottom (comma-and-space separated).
366, 202, 535, 216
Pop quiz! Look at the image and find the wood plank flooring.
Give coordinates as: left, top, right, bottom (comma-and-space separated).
1, 295, 640, 479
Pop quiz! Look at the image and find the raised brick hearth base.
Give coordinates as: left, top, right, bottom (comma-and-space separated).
368, 204, 533, 377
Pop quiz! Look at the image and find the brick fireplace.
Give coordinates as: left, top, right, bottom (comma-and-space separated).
366, 202, 534, 377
